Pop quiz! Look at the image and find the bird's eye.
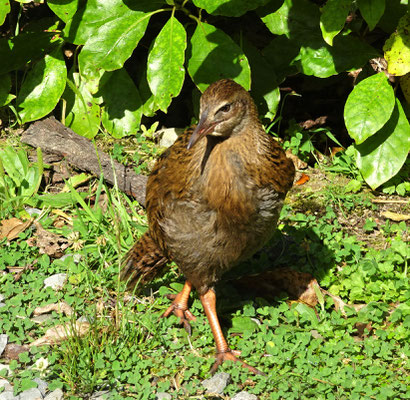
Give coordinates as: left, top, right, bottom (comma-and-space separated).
218, 103, 231, 113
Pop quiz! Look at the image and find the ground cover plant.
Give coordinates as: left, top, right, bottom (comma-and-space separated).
0, 0, 409, 399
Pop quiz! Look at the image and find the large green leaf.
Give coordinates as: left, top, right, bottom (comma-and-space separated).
64, 0, 163, 45
319, 0, 351, 45
0, 1, 10, 25
259, 0, 320, 39
17, 47, 67, 124
187, 22, 251, 92
101, 69, 143, 138
243, 40, 280, 119
47, 0, 84, 23
147, 16, 187, 112
78, 8, 154, 88
0, 74, 14, 107
344, 73, 395, 144
63, 73, 101, 138
262, 36, 301, 84
299, 34, 378, 78
0, 32, 57, 75
355, 99, 410, 189
193, 0, 270, 17
357, 0, 385, 31
383, 13, 410, 76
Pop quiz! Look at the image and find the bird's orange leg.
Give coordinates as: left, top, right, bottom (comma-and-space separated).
200, 289, 265, 375
162, 280, 197, 334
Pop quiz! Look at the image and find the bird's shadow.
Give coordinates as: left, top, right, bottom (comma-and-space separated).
149, 226, 334, 319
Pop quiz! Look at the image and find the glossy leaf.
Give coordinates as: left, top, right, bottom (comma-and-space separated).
78, 8, 153, 88
243, 40, 280, 119
355, 99, 410, 189
17, 48, 67, 124
147, 16, 187, 112
47, 0, 84, 23
0, 74, 13, 107
64, 0, 162, 45
262, 36, 301, 84
344, 73, 395, 144
259, 0, 320, 39
320, 0, 351, 45
188, 22, 251, 92
63, 73, 100, 139
193, 0, 270, 17
0, 32, 57, 75
0, 1, 10, 25
383, 14, 410, 76
357, 0, 385, 31
299, 35, 378, 78
101, 69, 143, 138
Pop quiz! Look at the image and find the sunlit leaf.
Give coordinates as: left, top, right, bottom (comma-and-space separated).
344, 73, 395, 144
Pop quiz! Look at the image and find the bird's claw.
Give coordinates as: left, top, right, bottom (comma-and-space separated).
210, 349, 266, 376
161, 295, 197, 335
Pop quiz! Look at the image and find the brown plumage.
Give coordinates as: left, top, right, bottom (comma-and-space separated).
120, 79, 295, 374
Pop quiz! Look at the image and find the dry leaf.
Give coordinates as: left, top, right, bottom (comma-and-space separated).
0, 218, 33, 240
33, 301, 73, 317
381, 211, 410, 222
295, 173, 310, 186
32, 221, 69, 257
285, 150, 308, 170
233, 268, 319, 307
30, 321, 90, 347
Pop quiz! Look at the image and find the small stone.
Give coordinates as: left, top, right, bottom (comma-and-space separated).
43, 274, 67, 290
0, 335, 8, 356
18, 388, 42, 400
155, 393, 172, 400
231, 391, 259, 400
0, 303, 6, 309
0, 294, 5, 302
202, 372, 231, 394
159, 128, 183, 148
25, 208, 42, 217
0, 379, 13, 392
33, 378, 48, 397
31, 314, 53, 325
89, 391, 111, 400
0, 364, 11, 376
0, 392, 18, 400
43, 389, 64, 400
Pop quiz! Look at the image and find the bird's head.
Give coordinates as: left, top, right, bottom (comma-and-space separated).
187, 79, 256, 149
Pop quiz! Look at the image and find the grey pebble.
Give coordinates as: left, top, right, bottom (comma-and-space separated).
156, 393, 172, 400
33, 378, 48, 397
0, 379, 13, 392
43, 389, 64, 400
18, 388, 42, 400
0, 294, 5, 302
231, 392, 259, 400
0, 334, 8, 356
89, 390, 111, 400
0, 303, 6, 309
0, 392, 18, 400
43, 274, 67, 290
202, 372, 231, 394
25, 208, 42, 217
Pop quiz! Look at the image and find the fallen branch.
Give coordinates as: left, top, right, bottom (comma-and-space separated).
21, 117, 148, 206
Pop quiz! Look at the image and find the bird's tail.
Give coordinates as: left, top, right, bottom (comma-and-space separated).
120, 232, 168, 290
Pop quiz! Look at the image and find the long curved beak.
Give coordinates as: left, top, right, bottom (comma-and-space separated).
187, 110, 216, 149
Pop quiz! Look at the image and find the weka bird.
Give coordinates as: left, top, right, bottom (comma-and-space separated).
121, 79, 295, 374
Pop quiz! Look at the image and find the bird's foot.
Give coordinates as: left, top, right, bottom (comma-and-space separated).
210, 349, 266, 376
161, 292, 197, 335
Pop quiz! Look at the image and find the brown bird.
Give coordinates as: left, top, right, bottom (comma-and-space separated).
121, 79, 295, 374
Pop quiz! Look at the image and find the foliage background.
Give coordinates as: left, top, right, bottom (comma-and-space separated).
0, 0, 409, 190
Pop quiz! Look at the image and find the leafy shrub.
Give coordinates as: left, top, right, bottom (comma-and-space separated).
0, 0, 408, 188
